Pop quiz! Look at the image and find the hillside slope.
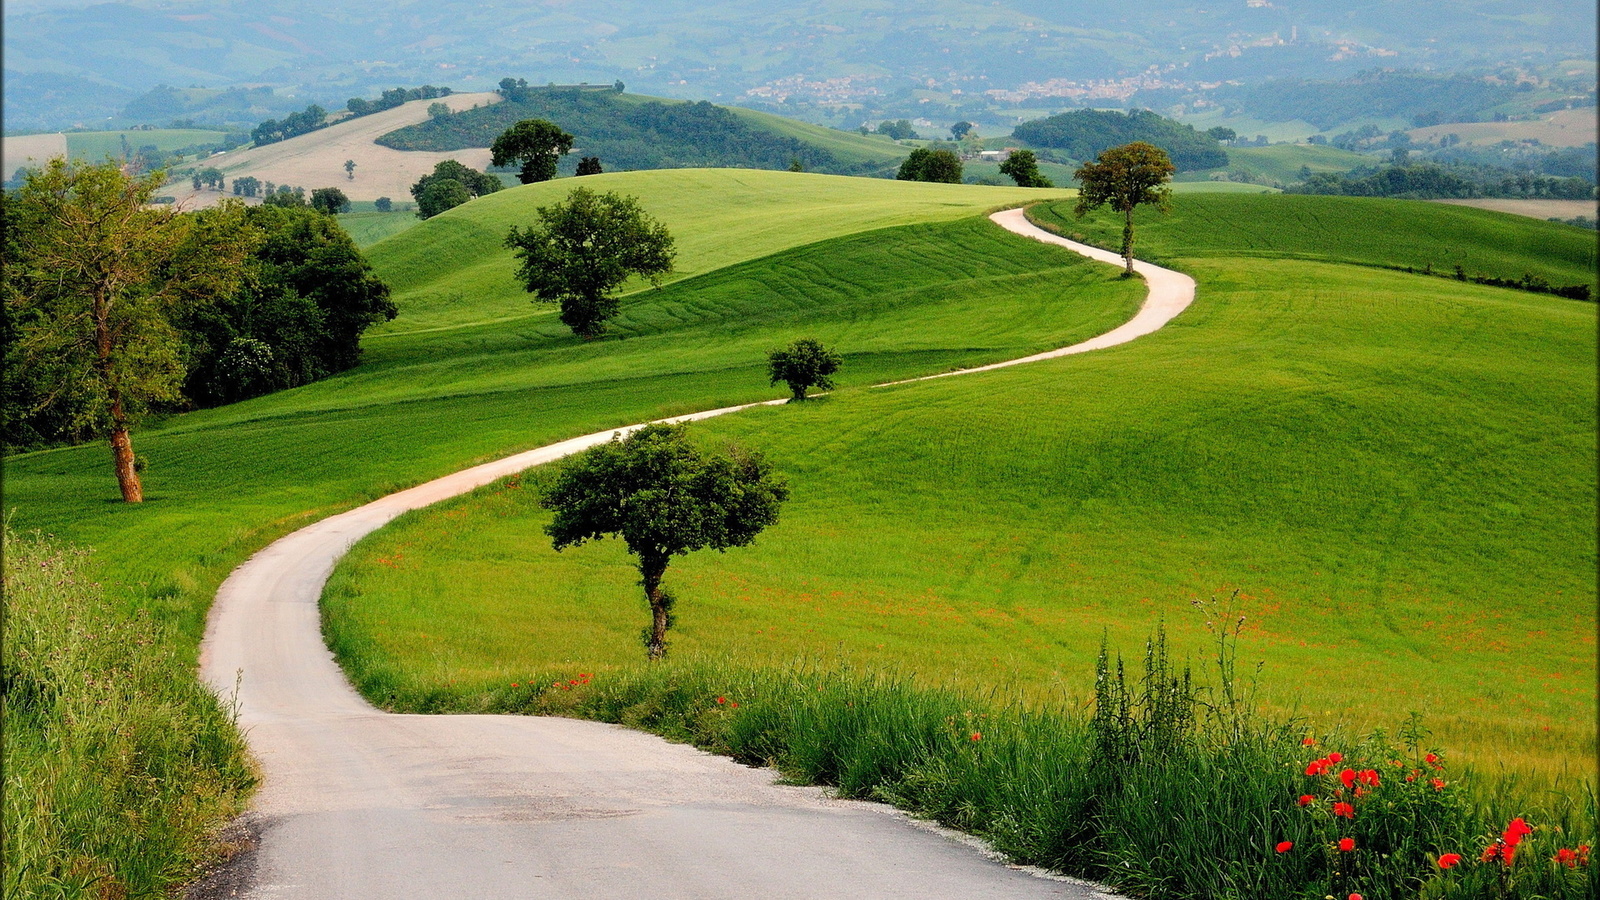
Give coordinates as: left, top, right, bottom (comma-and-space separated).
168, 92, 503, 207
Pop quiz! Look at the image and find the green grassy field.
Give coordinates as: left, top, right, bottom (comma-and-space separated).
326, 256, 1596, 780
1030, 193, 1599, 293
363, 169, 1066, 332
1175, 143, 1373, 185
62, 129, 229, 160
338, 209, 421, 247
2, 173, 1130, 657
724, 107, 909, 172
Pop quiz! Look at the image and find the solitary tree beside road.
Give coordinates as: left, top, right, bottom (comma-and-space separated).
542, 423, 789, 659
505, 188, 675, 337
1072, 141, 1175, 276
999, 150, 1053, 188
768, 338, 841, 401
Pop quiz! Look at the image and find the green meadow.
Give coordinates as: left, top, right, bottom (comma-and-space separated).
62, 129, 230, 160
8, 168, 1595, 897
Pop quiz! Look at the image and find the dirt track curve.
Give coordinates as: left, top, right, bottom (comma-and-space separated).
195, 208, 1195, 899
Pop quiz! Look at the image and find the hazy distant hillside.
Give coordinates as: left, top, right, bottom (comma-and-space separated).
5, 0, 1594, 133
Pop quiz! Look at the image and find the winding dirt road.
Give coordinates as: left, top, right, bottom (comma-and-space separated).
196, 210, 1194, 898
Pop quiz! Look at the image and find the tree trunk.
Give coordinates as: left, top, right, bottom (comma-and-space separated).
640, 555, 671, 660
1122, 207, 1136, 276
109, 423, 143, 502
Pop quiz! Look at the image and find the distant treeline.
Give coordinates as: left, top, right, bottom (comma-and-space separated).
377, 85, 879, 175
1223, 71, 1518, 131
344, 85, 453, 118
1289, 162, 1596, 201
1010, 109, 1228, 172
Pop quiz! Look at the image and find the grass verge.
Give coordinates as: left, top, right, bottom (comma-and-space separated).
2, 528, 256, 899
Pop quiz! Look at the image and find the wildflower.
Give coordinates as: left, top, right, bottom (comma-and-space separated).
1438, 853, 1462, 869
1425, 752, 1441, 768
1307, 759, 1331, 776
1356, 769, 1380, 787
1333, 801, 1355, 819
1430, 778, 1446, 791
1481, 844, 1500, 863
1302, 736, 1316, 746
716, 696, 727, 705
1339, 769, 1357, 789
729, 701, 739, 708
1327, 752, 1344, 764
1349, 894, 1363, 900
1339, 838, 1356, 852
1556, 848, 1578, 868
1276, 841, 1293, 853
511, 682, 519, 688
1298, 794, 1315, 807
970, 732, 982, 742
1503, 818, 1532, 849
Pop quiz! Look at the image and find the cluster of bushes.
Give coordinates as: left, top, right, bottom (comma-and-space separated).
1424, 264, 1592, 301
334, 618, 1595, 900
1012, 108, 1227, 172
250, 104, 327, 146
3, 529, 256, 899
344, 84, 452, 118
409, 159, 503, 219
377, 85, 874, 175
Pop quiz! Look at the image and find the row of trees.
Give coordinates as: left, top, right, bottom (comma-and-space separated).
410, 160, 504, 219
1290, 162, 1597, 200
250, 104, 328, 146
1013, 108, 1227, 172
3, 160, 394, 498
345, 85, 452, 118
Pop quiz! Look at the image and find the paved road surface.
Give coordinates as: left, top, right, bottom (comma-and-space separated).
196, 210, 1194, 898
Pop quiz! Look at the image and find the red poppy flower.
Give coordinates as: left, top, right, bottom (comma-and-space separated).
1298, 794, 1315, 807
716, 696, 726, 704
1357, 769, 1380, 787
1339, 838, 1356, 852
1276, 841, 1293, 853
1333, 801, 1355, 819
511, 682, 519, 688
729, 701, 739, 708
1306, 759, 1330, 776
1327, 752, 1343, 763
970, 732, 982, 742
1302, 736, 1316, 746
1438, 853, 1462, 869
1556, 848, 1578, 868
1431, 778, 1446, 791
1481, 844, 1499, 863
1349, 894, 1363, 900
1425, 752, 1441, 768
1339, 769, 1357, 789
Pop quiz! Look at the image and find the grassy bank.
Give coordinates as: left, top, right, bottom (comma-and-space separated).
2, 529, 255, 898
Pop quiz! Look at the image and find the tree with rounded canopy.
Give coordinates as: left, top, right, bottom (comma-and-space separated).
542, 423, 789, 659
575, 156, 603, 176
896, 148, 963, 184
310, 187, 350, 215
768, 338, 841, 401
1073, 141, 1175, 276
999, 149, 1053, 188
504, 187, 675, 337
3, 159, 257, 501
491, 119, 576, 184
951, 121, 974, 140
410, 159, 500, 219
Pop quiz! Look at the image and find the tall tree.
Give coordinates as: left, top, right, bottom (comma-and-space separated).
491, 119, 575, 184
310, 187, 350, 215
3, 159, 257, 500
344, 159, 356, 180
999, 149, 1054, 188
768, 338, 841, 401
1073, 141, 1175, 276
897, 148, 963, 184
504, 187, 675, 337
542, 423, 788, 659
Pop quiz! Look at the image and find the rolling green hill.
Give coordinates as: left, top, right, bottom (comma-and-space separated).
321, 190, 1594, 779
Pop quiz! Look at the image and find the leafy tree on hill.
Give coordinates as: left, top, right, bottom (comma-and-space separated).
575, 156, 603, 176
344, 159, 356, 180
768, 338, 841, 401
262, 186, 306, 208
231, 176, 261, 198
2, 159, 257, 499
951, 121, 974, 140
504, 187, 675, 337
491, 119, 575, 184
999, 149, 1053, 188
1073, 141, 1175, 276
374, 196, 392, 212
877, 119, 919, 140
897, 148, 963, 183
542, 423, 788, 660
1013, 108, 1226, 172
310, 187, 350, 215
410, 160, 500, 219
1207, 126, 1237, 143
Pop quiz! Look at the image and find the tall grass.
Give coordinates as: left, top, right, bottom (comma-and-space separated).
343, 619, 1594, 900
2, 528, 256, 899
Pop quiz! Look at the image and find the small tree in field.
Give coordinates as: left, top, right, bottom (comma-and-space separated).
575, 156, 603, 176
542, 423, 789, 659
897, 148, 963, 183
344, 159, 356, 179
999, 149, 1053, 188
1073, 141, 1175, 276
310, 187, 350, 214
768, 338, 841, 401
491, 119, 575, 184
504, 188, 675, 337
